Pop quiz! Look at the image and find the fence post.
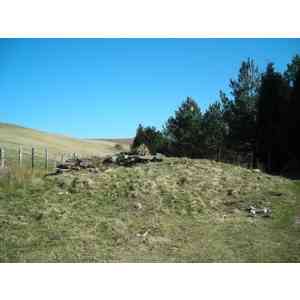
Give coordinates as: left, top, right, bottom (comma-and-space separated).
18, 146, 23, 168
31, 147, 35, 169
45, 148, 48, 170
0, 148, 4, 168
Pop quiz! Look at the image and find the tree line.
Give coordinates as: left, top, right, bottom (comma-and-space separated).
132, 55, 300, 174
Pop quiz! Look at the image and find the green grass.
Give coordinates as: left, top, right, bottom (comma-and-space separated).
0, 158, 299, 262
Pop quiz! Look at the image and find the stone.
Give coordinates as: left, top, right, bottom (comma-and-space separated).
154, 153, 165, 160
103, 151, 163, 167
79, 160, 94, 168
247, 205, 272, 218
55, 158, 98, 173
262, 207, 272, 217
136, 230, 149, 238
58, 191, 69, 195
132, 144, 151, 156
147, 236, 171, 245
111, 155, 118, 163
134, 202, 142, 210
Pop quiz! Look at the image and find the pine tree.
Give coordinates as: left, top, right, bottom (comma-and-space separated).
228, 58, 261, 154
132, 124, 166, 154
219, 59, 261, 166
132, 124, 144, 150
288, 69, 300, 160
284, 54, 300, 86
202, 101, 227, 161
257, 64, 289, 172
164, 97, 203, 158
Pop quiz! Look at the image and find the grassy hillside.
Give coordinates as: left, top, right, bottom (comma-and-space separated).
0, 123, 126, 167
95, 138, 133, 146
0, 157, 299, 262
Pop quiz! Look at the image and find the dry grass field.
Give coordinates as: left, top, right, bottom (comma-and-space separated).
0, 123, 130, 168
0, 122, 123, 155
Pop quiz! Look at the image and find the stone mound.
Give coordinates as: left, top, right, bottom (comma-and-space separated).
103, 152, 163, 167
47, 144, 164, 177
53, 158, 100, 175
132, 144, 151, 156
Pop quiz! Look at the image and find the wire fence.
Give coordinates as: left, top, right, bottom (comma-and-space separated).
0, 141, 82, 171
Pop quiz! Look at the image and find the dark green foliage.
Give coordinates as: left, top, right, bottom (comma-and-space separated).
257, 64, 290, 172
202, 101, 227, 160
163, 97, 203, 158
288, 69, 300, 160
132, 124, 166, 154
224, 58, 261, 154
132, 55, 300, 174
132, 124, 144, 149
284, 54, 300, 85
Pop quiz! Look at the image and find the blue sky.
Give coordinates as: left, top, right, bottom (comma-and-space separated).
0, 38, 299, 138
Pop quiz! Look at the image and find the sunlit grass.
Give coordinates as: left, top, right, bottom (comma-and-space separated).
0, 158, 299, 262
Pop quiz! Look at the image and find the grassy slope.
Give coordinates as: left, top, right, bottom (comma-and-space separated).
0, 158, 300, 262
0, 123, 125, 167
94, 138, 133, 146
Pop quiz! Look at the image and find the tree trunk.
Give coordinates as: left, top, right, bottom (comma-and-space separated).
218, 147, 222, 162
267, 150, 272, 173
252, 142, 257, 169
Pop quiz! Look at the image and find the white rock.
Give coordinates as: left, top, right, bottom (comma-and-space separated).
134, 202, 142, 210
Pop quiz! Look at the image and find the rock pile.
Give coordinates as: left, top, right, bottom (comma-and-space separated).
131, 144, 151, 156
103, 152, 164, 167
51, 144, 164, 175
55, 158, 100, 174
103, 144, 164, 167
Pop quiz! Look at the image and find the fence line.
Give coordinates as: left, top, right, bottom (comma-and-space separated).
0, 143, 81, 170
0, 148, 4, 168
18, 146, 22, 167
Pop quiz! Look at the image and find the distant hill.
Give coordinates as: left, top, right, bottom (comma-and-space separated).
0, 123, 121, 163
95, 138, 133, 146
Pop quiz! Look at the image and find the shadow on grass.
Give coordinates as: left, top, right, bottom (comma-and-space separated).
281, 171, 300, 180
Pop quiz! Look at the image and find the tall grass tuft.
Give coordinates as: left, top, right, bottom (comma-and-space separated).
0, 166, 47, 191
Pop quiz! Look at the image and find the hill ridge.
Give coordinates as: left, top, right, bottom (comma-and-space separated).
0, 122, 130, 161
